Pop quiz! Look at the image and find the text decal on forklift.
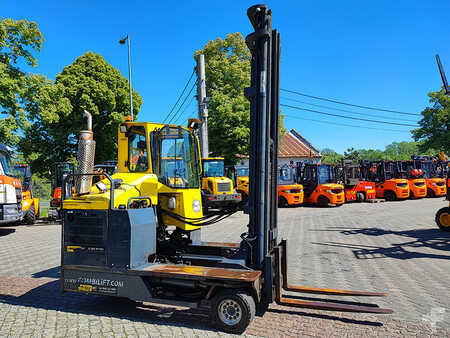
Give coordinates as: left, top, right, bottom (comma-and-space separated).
65, 277, 124, 295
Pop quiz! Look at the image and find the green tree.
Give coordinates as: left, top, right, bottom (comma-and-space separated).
343, 147, 360, 161
320, 148, 343, 164
384, 141, 420, 160
357, 148, 387, 161
194, 33, 251, 164
0, 18, 43, 146
19, 52, 143, 176
412, 88, 449, 152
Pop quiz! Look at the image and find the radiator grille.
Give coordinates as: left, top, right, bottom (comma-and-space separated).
67, 212, 105, 246
217, 182, 231, 193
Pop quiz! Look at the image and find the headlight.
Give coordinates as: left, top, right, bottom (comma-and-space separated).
192, 199, 201, 213
168, 197, 176, 209
284, 190, 292, 193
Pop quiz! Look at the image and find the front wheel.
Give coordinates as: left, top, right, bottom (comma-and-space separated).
23, 205, 36, 225
356, 192, 365, 202
384, 191, 396, 201
435, 207, 450, 232
317, 195, 329, 207
212, 289, 255, 334
278, 196, 288, 208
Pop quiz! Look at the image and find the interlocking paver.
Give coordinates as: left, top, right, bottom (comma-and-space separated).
0, 198, 449, 336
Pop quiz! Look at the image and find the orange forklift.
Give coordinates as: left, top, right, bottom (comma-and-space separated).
399, 160, 427, 199
48, 162, 75, 221
411, 156, 446, 197
277, 164, 304, 207
335, 160, 376, 202
367, 161, 410, 200
298, 163, 344, 206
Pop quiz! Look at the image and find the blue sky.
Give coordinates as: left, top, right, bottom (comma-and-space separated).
2, 1, 449, 153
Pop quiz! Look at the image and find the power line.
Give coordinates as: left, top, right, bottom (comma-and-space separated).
162, 69, 196, 123
280, 103, 417, 127
281, 88, 421, 116
174, 96, 196, 124
280, 96, 419, 123
167, 82, 197, 124
283, 114, 411, 133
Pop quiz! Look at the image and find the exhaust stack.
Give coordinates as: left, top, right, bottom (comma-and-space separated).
76, 110, 96, 194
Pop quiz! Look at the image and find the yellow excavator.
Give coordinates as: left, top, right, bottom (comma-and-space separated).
201, 157, 241, 213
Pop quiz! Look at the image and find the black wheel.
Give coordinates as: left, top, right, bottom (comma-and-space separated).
278, 196, 288, 208
317, 195, 329, 207
427, 188, 435, 198
23, 205, 36, 225
356, 192, 365, 202
384, 191, 396, 201
212, 289, 255, 334
201, 196, 209, 215
435, 207, 450, 232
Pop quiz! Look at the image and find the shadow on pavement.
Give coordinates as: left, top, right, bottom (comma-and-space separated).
32, 266, 60, 278
0, 279, 218, 333
0, 228, 15, 237
312, 227, 450, 260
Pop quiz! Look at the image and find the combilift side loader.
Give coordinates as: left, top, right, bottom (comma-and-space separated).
201, 157, 241, 213
398, 160, 427, 199
60, 6, 391, 333
366, 161, 410, 201
298, 163, 345, 206
411, 156, 447, 197
12, 163, 39, 224
48, 162, 75, 221
435, 54, 450, 231
335, 160, 376, 202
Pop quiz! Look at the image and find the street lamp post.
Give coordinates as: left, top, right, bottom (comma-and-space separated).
119, 35, 133, 121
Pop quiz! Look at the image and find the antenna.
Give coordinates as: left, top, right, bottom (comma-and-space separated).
436, 54, 450, 95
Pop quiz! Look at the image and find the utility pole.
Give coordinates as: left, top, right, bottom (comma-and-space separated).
196, 54, 209, 158
119, 35, 133, 121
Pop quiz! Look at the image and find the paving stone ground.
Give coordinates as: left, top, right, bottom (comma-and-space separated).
0, 197, 449, 337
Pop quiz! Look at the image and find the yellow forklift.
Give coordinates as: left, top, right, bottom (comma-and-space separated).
60, 6, 391, 333
12, 163, 39, 224
201, 157, 241, 213
435, 54, 450, 231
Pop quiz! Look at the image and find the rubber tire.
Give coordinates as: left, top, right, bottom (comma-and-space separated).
23, 205, 36, 225
435, 207, 450, 232
317, 195, 329, 207
356, 192, 365, 202
427, 188, 435, 198
278, 196, 288, 208
212, 289, 255, 334
384, 191, 396, 201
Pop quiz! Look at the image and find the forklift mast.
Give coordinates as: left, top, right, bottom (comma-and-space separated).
245, 5, 280, 270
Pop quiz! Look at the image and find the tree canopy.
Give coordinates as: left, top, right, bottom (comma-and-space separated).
19, 52, 143, 176
0, 18, 43, 146
412, 88, 449, 152
320, 141, 437, 164
195, 32, 285, 164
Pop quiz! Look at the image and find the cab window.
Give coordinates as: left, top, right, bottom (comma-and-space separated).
128, 126, 149, 172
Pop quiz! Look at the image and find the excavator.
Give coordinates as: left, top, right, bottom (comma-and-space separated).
60, 5, 391, 333
335, 160, 376, 202
12, 163, 39, 224
201, 157, 241, 213
435, 54, 450, 231
365, 161, 410, 201
298, 163, 345, 206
